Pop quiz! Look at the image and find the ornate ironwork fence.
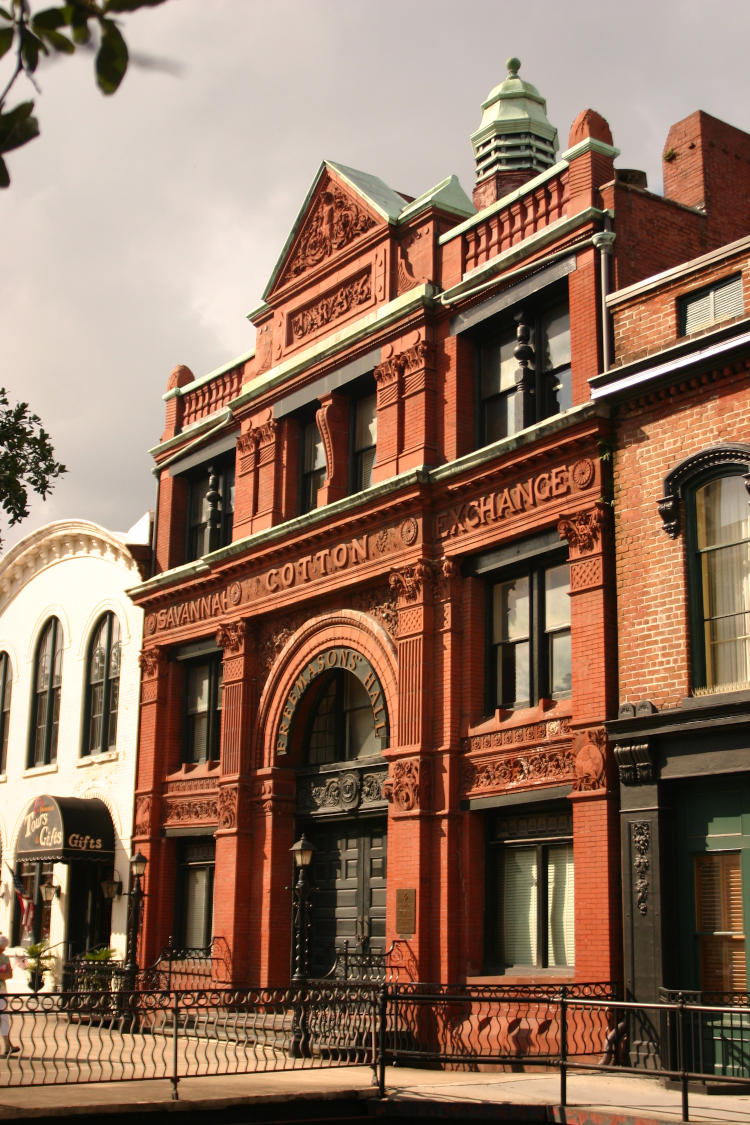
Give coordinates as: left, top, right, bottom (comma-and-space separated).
2, 979, 749, 1121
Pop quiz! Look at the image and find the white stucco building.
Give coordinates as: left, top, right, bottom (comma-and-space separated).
0, 516, 149, 984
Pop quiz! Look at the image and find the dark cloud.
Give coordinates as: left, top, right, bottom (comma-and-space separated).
2, 0, 748, 546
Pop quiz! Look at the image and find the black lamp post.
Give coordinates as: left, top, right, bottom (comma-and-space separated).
125, 851, 147, 994
289, 833, 314, 1058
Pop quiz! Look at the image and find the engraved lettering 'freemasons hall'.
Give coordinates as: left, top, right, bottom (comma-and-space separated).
144, 460, 593, 636
276, 647, 387, 755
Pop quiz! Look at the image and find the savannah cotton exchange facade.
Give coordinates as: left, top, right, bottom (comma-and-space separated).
129, 62, 750, 992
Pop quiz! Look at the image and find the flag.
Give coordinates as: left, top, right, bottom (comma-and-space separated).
6, 863, 33, 938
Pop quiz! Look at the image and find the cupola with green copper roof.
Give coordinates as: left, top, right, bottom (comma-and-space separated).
471, 57, 559, 208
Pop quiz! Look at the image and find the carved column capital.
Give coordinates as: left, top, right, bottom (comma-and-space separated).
558, 504, 607, 556
382, 756, 430, 813
216, 619, 248, 654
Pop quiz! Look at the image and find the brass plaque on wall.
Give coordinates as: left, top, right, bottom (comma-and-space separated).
396, 888, 416, 937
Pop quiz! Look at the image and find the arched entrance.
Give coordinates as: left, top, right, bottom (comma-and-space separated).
286, 646, 390, 978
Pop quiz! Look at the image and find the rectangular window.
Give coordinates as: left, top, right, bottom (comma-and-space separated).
177, 840, 214, 949
487, 809, 574, 971
183, 655, 223, 764
477, 288, 571, 447
352, 391, 377, 492
695, 852, 747, 992
491, 560, 571, 711
186, 456, 235, 561
301, 415, 326, 514
679, 274, 743, 336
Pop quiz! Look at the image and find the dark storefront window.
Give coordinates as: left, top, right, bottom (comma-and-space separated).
486, 809, 574, 972
177, 840, 215, 949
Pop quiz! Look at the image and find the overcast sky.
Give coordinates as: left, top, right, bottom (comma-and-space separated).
2, 0, 749, 549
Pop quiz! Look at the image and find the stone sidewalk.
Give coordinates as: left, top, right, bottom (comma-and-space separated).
1, 1065, 749, 1123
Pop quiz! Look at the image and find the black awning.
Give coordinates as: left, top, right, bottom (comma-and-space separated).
16, 795, 115, 864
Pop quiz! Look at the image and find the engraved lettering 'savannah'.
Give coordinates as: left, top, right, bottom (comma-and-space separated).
436, 461, 592, 541
150, 534, 372, 634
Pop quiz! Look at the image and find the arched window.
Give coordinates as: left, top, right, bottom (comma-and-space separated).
84, 613, 121, 756
306, 670, 380, 765
660, 445, 750, 693
29, 618, 62, 767
0, 652, 11, 774
688, 472, 750, 691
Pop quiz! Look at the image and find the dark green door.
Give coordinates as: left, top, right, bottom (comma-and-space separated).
306, 819, 386, 978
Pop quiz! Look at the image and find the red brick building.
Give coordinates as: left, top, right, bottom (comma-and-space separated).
129, 61, 750, 991
593, 232, 750, 1010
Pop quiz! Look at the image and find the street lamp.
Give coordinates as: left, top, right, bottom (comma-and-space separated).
39, 877, 60, 903
289, 833, 315, 1058
125, 851, 147, 994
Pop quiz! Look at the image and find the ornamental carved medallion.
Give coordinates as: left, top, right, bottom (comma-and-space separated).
572, 727, 608, 792
281, 184, 376, 284
297, 766, 387, 816
134, 794, 152, 837
382, 758, 428, 812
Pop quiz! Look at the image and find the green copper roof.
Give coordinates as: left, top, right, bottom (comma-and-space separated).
261, 160, 410, 301
399, 174, 475, 223
471, 57, 558, 181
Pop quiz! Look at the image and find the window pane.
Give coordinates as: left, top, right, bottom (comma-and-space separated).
540, 305, 571, 371
547, 842, 575, 967
355, 394, 377, 452
503, 847, 537, 966
696, 476, 750, 687
493, 577, 530, 642
344, 675, 378, 759
695, 853, 746, 991
549, 631, 572, 697
184, 866, 213, 948
545, 565, 570, 630
481, 334, 517, 397
304, 420, 325, 472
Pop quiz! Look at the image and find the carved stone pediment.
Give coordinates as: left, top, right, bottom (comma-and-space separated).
275, 176, 377, 291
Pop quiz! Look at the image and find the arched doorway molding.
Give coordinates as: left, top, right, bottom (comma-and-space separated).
256, 609, 399, 771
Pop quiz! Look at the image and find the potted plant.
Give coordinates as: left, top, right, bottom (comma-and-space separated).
25, 940, 54, 992
80, 945, 116, 991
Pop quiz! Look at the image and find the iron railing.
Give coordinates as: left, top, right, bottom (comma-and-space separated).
2, 980, 749, 1121
377, 985, 750, 1121
0, 982, 379, 1098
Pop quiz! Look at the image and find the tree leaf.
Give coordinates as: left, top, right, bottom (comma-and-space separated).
0, 102, 40, 154
95, 18, 128, 94
104, 0, 167, 11
31, 7, 68, 30
0, 25, 13, 60
37, 26, 75, 53
0, 155, 9, 189
20, 27, 44, 71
